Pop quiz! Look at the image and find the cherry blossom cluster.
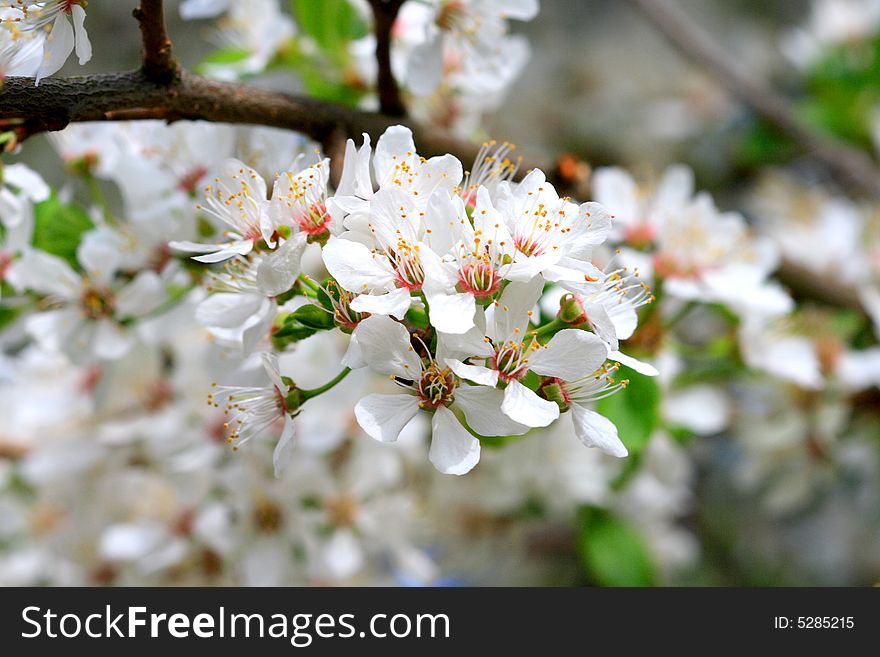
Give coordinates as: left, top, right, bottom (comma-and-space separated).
172, 125, 655, 476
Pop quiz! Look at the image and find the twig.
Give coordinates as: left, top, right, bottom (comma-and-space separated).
368, 0, 406, 117
625, 0, 880, 198
132, 0, 178, 83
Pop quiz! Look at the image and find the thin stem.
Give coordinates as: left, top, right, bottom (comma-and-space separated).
298, 367, 352, 401
533, 318, 565, 338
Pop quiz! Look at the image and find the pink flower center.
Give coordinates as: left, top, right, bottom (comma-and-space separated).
393, 253, 425, 291
417, 363, 456, 410
296, 202, 331, 238
493, 341, 530, 382
458, 261, 500, 298
623, 223, 656, 249
652, 253, 700, 280
178, 166, 209, 194
513, 233, 545, 257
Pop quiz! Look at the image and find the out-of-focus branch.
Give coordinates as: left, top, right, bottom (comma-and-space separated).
132, 0, 178, 83
778, 259, 863, 310
625, 0, 880, 199
368, 0, 406, 117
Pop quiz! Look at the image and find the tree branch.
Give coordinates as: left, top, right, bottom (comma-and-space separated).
0, 71, 509, 167
625, 0, 880, 199
368, 0, 406, 117
132, 0, 178, 83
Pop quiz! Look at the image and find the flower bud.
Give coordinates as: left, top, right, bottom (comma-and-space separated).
538, 377, 570, 412
557, 293, 588, 326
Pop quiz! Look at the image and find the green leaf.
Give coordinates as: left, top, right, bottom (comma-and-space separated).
577, 508, 657, 587
0, 303, 20, 332
595, 365, 660, 455
291, 0, 368, 55
288, 303, 335, 330
32, 194, 94, 268
197, 47, 251, 74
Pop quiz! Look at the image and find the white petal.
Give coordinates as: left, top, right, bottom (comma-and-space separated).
664, 385, 729, 434
36, 13, 74, 83
322, 237, 395, 293
585, 302, 619, 351
423, 190, 461, 254
353, 314, 422, 377
429, 406, 481, 475
100, 523, 165, 561
115, 271, 166, 318
257, 234, 307, 296
350, 287, 412, 319
374, 125, 417, 183
93, 319, 132, 360
180, 0, 228, 19
570, 405, 627, 457
77, 228, 125, 285
272, 417, 297, 478
501, 379, 559, 427
591, 167, 639, 226
355, 393, 420, 442
196, 292, 264, 328
341, 333, 366, 369
446, 359, 498, 386
260, 351, 285, 392
454, 385, 530, 436
192, 241, 253, 263
71, 5, 92, 65
427, 291, 476, 334
530, 329, 608, 380
406, 36, 444, 96
15, 249, 81, 299
609, 350, 659, 376
3, 164, 49, 202
608, 301, 638, 341
490, 276, 543, 342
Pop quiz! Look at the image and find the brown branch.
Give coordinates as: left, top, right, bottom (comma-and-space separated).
625, 0, 880, 199
0, 71, 517, 169
368, 0, 406, 117
133, 0, 178, 83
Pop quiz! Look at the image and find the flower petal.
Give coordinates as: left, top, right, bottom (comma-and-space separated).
352, 314, 422, 377
322, 236, 396, 293
489, 276, 543, 342
355, 393, 420, 442
273, 416, 297, 478
36, 13, 74, 83
196, 292, 264, 328
71, 5, 92, 65
501, 379, 559, 427
454, 385, 530, 436
529, 329, 608, 380
257, 234, 307, 296
429, 406, 481, 475
446, 358, 499, 386
350, 287, 412, 320
609, 350, 659, 377
570, 405, 627, 457
427, 291, 476, 334
405, 35, 444, 96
